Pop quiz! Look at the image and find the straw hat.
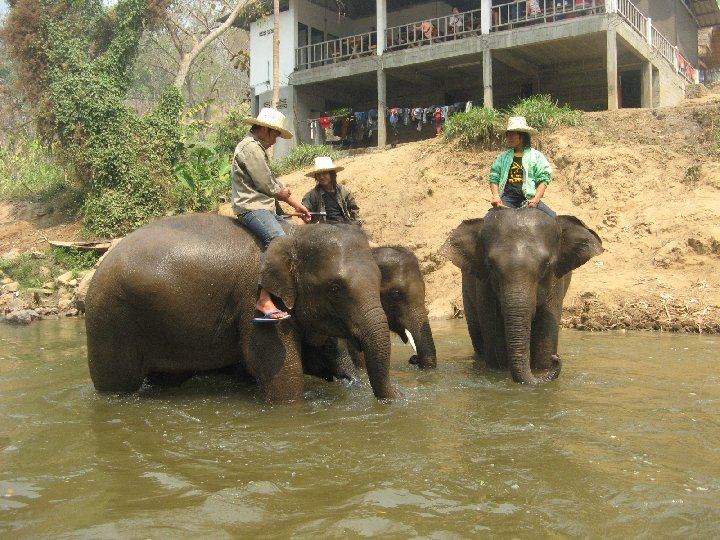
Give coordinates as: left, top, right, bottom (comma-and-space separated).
305, 156, 345, 177
504, 116, 538, 135
243, 108, 293, 139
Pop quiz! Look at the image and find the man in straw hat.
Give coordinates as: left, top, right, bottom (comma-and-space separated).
301, 156, 361, 226
488, 116, 556, 217
232, 107, 312, 323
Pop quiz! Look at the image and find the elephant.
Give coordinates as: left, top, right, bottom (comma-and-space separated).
85, 213, 398, 402
441, 208, 603, 384
328, 243, 437, 371
372, 246, 437, 369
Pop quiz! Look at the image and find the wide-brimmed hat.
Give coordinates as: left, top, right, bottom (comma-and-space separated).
243, 108, 293, 139
305, 156, 344, 177
504, 116, 537, 135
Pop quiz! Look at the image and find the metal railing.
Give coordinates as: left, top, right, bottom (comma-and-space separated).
296, 31, 377, 70
491, 0, 604, 29
385, 9, 482, 52
617, 0, 647, 36
651, 26, 674, 66
616, 0, 696, 83
294, 1, 697, 83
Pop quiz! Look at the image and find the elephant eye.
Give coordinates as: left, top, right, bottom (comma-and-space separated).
326, 281, 344, 299
389, 289, 403, 300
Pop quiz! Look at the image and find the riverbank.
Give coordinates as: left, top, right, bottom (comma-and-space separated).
2, 92, 720, 331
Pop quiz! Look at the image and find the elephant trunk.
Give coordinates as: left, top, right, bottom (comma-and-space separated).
406, 314, 437, 369
357, 304, 398, 399
504, 292, 561, 385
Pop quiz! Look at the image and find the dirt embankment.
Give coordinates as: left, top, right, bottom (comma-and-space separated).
2, 93, 720, 331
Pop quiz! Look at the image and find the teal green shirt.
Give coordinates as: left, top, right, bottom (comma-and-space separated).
488, 147, 552, 200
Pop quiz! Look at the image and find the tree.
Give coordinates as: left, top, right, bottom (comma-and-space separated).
172, 0, 253, 89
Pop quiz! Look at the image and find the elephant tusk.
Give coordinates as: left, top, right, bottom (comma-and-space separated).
404, 329, 417, 352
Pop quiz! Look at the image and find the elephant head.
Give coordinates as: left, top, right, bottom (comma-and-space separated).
373, 246, 437, 369
261, 224, 397, 399
442, 209, 603, 384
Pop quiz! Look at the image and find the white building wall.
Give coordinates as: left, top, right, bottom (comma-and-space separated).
249, 9, 297, 97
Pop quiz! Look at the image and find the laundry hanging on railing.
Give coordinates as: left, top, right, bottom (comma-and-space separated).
305, 99, 481, 146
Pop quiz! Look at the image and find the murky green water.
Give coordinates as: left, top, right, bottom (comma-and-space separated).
1, 319, 719, 538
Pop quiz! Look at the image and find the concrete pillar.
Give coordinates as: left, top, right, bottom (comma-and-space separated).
481, 0, 490, 34
377, 61, 387, 147
377, 0, 387, 148
641, 61, 653, 108
483, 49, 493, 108
376, 0, 386, 55
607, 24, 618, 110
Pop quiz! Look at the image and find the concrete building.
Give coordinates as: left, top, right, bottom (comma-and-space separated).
248, 0, 720, 156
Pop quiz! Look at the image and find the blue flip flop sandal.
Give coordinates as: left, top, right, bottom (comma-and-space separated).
253, 310, 292, 324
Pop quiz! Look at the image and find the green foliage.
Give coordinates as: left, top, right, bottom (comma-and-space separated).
0, 137, 68, 197
49, 247, 101, 275
0, 248, 100, 289
82, 176, 166, 237
213, 107, 250, 155
271, 144, 341, 176
507, 94, 583, 130
442, 107, 503, 147
442, 96, 583, 148
3, 0, 180, 238
172, 140, 231, 213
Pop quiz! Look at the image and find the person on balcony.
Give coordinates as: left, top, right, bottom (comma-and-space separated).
448, 7, 465, 37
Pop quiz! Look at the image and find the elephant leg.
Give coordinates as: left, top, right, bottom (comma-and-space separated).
302, 337, 362, 384
530, 306, 560, 371
347, 340, 366, 370
462, 275, 484, 358
475, 281, 506, 370
249, 326, 305, 402
87, 336, 148, 392
531, 277, 569, 371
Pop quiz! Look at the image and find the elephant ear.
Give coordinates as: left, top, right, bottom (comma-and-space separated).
260, 235, 298, 310
554, 215, 604, 278
440, 218, 484, 271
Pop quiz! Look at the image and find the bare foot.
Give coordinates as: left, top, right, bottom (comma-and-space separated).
257, 288, 288, 319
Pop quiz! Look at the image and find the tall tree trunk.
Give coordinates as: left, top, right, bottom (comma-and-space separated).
272, 0, 280, 108
173, 0, 251, 89
267, 0, 280, 158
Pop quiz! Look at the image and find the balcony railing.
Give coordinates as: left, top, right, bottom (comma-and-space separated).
616, 0, 697, 82
295, 0, 697, 83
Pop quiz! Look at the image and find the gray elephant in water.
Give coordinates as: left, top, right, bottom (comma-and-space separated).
441, 208, 603, 384
342, 245, 438, 372
85, 213, 398, 402
373, 246, 437, 369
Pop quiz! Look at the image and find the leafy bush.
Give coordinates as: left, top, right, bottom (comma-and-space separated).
172, 140, 231, 213
82, 177, 167, 238
442, 107, 503, 147
507, 94, 583, 130
49, 247, 101, 275
0, 248, 100, 289
213, 107, 250, 155
271, 144, 341, 176
0, 138, 68, 198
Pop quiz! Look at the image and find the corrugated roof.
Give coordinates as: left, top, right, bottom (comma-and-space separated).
689, 0, 720, 27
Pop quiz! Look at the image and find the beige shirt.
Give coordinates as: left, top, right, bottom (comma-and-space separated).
231, 134, 284, 215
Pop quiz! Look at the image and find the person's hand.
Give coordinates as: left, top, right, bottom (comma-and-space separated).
275, 187, 292, 202
294, 204, 312, 222
527, 197, 541, 208
491, 196, 503, 208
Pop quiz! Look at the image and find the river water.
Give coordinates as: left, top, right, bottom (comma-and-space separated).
1, 319, 719, 538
